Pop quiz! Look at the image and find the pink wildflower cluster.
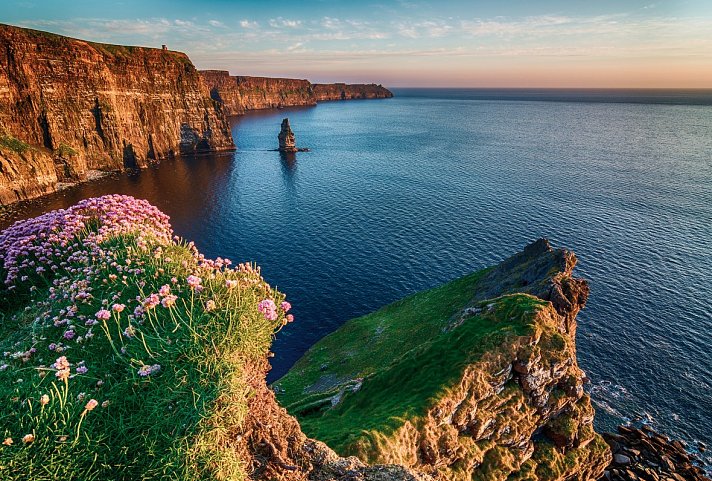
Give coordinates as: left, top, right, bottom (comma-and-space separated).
137, 364, 161, 377
0, 195, 172, 288
258, 299, 278, 321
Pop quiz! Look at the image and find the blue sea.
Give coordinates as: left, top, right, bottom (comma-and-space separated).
3, 88, 711, 458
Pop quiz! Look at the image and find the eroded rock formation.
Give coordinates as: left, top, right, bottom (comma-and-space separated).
278, 118, 298, 152
0, 24, 234, 204
276, 239, 611, 481
200, 70, 393, 116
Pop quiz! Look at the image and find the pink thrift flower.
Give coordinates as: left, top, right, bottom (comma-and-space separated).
85, 399, 98, 411
161, 295, 178, 308
286, 314, 294, 323
205, 299, 216, 311
225, 279, 238, 289
186, 275, 202, 289
112, 303, 125, 313
52, 356, 70, 370
281, 301, 292, 313
96, 309, 111, 321
258, 299, 278, 321
143, 293, 160, 309
158, 284, 171, 296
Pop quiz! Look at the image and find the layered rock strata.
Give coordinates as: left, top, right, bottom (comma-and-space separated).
276, 239, 612, 481
200, 70, 393, 116
0, 24, 234, 204
312, 83, 394, 102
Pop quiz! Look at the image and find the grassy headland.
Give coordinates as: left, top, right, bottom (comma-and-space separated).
0, 195, 293, 480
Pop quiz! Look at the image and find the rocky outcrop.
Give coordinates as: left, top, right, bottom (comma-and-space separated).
313, 83, 393, 102
276, 239, 611, 481
238, 357, 434, 481
278, 118, 297, 152
0, 24, 234, 205
200, 70, 393, 116
600, 426, 711, 481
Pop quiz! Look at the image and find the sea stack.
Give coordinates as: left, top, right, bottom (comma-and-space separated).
278, 118, 298, 152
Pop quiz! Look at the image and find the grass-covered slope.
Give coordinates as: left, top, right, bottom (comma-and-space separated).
275, 240, 610, 481
0, 195, 293, 480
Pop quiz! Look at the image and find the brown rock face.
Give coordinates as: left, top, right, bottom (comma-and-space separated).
200, 70, 393, 116
312, 83, 394, 102
0, 24, 234, 205
201, 71, 316, 115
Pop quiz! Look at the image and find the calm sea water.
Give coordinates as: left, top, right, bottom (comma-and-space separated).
2, 89, 711, 457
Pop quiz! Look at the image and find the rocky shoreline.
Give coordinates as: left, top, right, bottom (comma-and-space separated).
601, 426, 710, 481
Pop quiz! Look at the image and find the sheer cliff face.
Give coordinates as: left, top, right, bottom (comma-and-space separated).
200, 70, 393, 116
0, 24, 234, 205
201, 70, 316, 115
312, 83, 394, 102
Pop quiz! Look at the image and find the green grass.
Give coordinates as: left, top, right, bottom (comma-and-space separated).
0, 231, 287, 479
0, 132, 31, 155
275, 269, 549, 456
55, 143, 78, 158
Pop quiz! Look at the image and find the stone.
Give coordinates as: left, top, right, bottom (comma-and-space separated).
278, 118, 298, 152
615, 454, 632, 465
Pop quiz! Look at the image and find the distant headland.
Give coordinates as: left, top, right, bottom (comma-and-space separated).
0, 23, 393, 206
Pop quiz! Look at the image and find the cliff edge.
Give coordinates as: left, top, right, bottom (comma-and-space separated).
0, 24, 234, 205
275, 239, 611, 481
200, 70, 393, 116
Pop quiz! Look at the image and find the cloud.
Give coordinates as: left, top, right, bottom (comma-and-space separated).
208, 20, 225, 28
268, 17, 302, 29
239, 19, 259, 29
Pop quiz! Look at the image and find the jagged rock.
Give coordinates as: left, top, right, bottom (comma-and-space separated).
278, 118, 298, 153
599, 427, 711, 481
276, 239, 611, 481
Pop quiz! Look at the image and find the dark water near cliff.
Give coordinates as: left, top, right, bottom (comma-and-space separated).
3, 89, 711, 457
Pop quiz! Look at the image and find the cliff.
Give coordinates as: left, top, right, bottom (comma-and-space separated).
200, 70, 393, 116
0, 24, 234, 205
276, 239, 610, 481
313, 83, 394, 102
0, 195, 428, 481
201, 70, 316, 115
1, 197, 706, 481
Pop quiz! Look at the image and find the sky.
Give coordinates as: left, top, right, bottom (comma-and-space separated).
2, 0, 712, 87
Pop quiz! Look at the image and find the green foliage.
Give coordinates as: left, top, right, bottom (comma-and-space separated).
0, 132, 31, 155
0, 232, 286, 480
55, 143, 78, 158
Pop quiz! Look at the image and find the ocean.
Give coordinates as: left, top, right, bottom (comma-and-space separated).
3, 88, 711, 457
